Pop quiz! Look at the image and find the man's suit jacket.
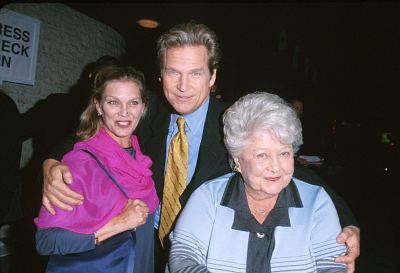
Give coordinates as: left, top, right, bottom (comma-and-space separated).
137, 94, 232, 208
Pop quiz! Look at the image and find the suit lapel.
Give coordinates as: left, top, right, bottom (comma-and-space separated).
142, 107, 170, 196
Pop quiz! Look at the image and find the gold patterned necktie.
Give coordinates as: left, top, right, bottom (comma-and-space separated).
159, 117, 188, 248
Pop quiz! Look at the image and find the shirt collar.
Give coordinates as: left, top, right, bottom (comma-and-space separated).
221, 173, 303, 233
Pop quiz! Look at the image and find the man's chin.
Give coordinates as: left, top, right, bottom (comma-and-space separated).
171, 103, 195, 115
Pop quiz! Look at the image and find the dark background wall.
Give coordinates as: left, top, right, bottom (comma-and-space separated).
1, 2, 398, 272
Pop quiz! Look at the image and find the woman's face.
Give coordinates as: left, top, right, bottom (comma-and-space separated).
95, 80, 145, 147
234, 129, 294, 200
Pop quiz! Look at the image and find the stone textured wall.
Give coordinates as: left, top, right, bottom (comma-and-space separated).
1, 3, 126, 166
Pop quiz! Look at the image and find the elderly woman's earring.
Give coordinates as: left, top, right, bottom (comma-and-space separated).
97, 111, 102, 116
234, 164, 241, 173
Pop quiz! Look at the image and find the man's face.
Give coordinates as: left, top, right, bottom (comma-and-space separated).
161, 46, 216, 115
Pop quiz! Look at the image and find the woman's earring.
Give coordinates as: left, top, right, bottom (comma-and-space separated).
97, 111, 102, 116
233, 164, 241, 173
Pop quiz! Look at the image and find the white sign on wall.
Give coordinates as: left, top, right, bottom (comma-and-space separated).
0, 8, 41, 85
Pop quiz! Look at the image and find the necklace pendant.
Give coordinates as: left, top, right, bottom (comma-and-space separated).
256, 232, 265, 238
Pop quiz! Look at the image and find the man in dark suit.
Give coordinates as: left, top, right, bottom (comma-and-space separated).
41, 22, 360, 273
141, 94, 230, 208
140, 87, 231, 272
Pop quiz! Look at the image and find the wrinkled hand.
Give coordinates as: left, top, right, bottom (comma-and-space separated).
117, 199, 149, 231
335, 225, 361, 273
42, 159, 83, 215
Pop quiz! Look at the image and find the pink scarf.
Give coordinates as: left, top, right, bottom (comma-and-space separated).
35, 128, 159, 234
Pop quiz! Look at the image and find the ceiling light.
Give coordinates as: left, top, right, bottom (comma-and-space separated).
137, 19, 159, 29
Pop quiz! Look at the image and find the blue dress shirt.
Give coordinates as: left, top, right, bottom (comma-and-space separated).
154, 96, 210, 228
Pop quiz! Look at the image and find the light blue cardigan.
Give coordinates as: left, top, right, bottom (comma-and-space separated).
168, 173, 347, 273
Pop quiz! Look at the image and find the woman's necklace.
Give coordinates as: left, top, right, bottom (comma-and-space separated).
250, 208, 270, 238
251, 208, 269, 216
246, 190, 275, 216
246, 192, 275, 224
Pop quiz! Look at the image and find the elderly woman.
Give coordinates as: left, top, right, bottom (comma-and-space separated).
168, 92, 347, 273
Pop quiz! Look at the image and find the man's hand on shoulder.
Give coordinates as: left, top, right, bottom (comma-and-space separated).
335, 225, 360, 273
42, 159, 83, 215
